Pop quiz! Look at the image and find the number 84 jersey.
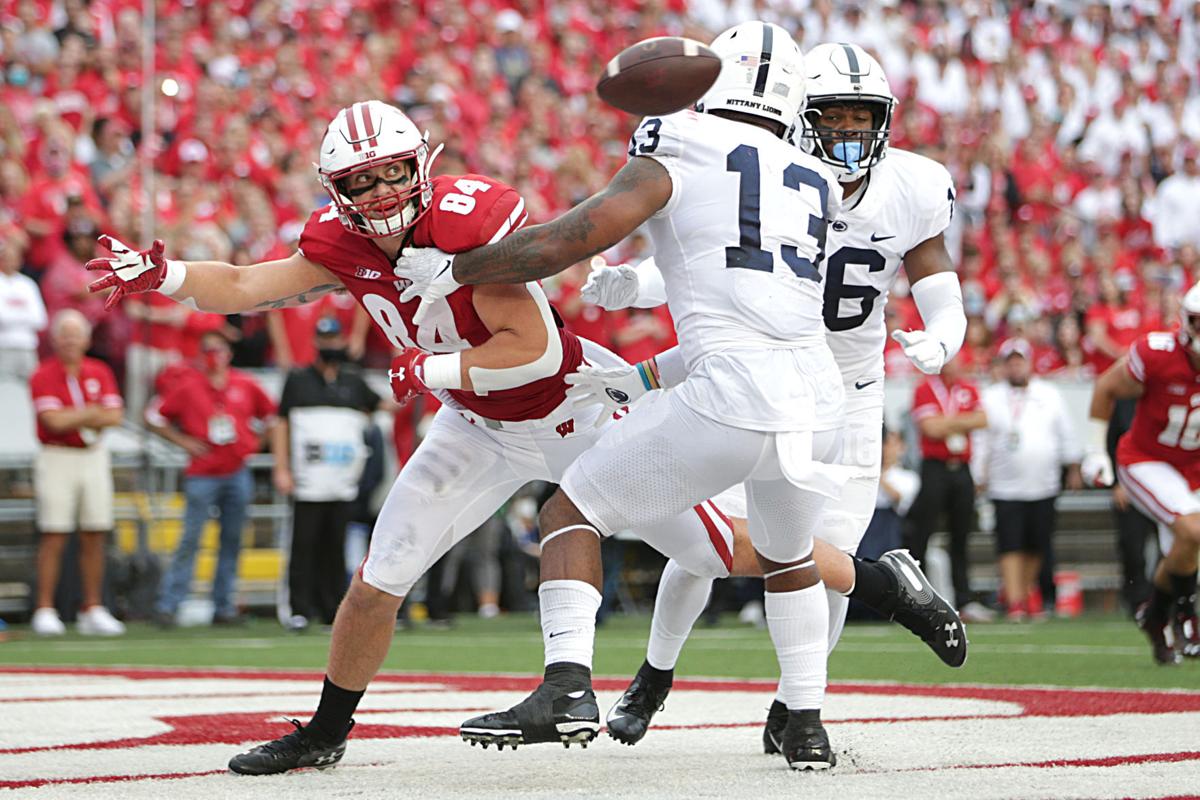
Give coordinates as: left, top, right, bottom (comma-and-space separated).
821, 148, 955, 382
298, 173, 584, 422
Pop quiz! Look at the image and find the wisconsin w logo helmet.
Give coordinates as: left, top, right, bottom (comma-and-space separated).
318, 100, 444, 239
797, 43, 897, 182
696, 21, 806, 139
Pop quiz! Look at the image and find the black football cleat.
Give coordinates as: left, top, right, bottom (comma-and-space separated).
877, 549, 969, 668
780, 709, 835, 771
606, 664, 672, 746
228, 719, 353, 775
1137, 600, 1181, 665
461, 665, 599, 750
1172, 604, 1200, 659
762, 699, 788, 755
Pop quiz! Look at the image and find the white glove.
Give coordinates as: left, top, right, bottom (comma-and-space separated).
563, 362, 651, 428
892, 329, 948, 375
581, 259, 640, 310
1081, 451, 1115, 488
395, 247, 460, 326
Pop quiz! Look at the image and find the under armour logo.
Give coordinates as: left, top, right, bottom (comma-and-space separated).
389, 367, 405, 382
945, 621, 960, 648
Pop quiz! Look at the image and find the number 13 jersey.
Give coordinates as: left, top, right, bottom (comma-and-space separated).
628, 110, 844, 431
819, 148, 955, 381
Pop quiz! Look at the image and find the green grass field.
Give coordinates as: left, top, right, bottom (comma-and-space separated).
1, 612, 1191, 690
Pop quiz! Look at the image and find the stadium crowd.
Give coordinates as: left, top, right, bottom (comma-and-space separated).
2, 0, 1199, 390
0, 0, 1195, 628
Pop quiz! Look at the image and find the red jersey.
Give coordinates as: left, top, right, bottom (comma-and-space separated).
1085, 302, 1144, 373
298, 174, 584, 422
911, 377, 983, 461
148, 369, 276, 476
30, 357, 124, 448
1118, 332, 1200, 488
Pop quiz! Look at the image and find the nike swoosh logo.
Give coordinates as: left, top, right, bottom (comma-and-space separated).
870, 233, 896, 242
548, 630, 569, 638
854, 380, 877, 390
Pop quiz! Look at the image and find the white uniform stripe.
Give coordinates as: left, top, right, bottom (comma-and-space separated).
486, 197, 526, 244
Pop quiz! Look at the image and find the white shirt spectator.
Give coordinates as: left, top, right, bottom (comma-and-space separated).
0, 267, 48, 379
913, 52, 971, 116
1147, 164, 1200, 250
977, 378, 1083, 501
1078, 106, 1150, 174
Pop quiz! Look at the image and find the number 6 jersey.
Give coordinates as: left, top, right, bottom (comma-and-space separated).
298, 173, 584, 422
819, 148, 955, 382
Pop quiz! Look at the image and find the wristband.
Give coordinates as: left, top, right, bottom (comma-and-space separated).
159, 259, 188, 297
635, 358, 662, 391
421, 352, 463, 390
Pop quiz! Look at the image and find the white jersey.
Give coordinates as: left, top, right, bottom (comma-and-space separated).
821, 148, 955, 381
630, 110, 844, 430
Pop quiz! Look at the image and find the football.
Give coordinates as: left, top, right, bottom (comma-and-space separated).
596, 36, 721, 116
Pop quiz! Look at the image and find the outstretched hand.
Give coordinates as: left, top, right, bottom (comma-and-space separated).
84, 236, 169, 311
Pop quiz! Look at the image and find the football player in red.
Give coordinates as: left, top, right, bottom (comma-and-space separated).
86, 100, 741, 774
1085, 281, 1200, 664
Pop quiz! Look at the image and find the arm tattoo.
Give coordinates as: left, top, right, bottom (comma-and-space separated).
452, 157, 667, 285
252, 283, 341, 310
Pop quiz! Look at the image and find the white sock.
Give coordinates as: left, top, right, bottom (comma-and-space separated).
540, 579, 602, 668
646, 559, 712, 670
765, 583, 829, 711
826, 589, 850, 653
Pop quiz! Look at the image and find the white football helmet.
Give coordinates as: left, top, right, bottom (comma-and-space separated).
796, 42, 897, 182
696, 21, 806, 139
1182, 281, 1200, 356
317, 100, 443, 239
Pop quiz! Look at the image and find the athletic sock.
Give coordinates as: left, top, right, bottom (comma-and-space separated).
848, 557, 899, 616
1168, 571, 1198, 604
308, 676, 363, 742
636, 659, 674, 687
765, 584, 829, 711
826, 589, 850, 653
1150, 585, 1175, 619
646, 559, 712, 670
540, 579, 602, 668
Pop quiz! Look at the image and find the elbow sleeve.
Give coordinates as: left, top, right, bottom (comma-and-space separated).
911, 271, 966, 362
468, 283, 563, 394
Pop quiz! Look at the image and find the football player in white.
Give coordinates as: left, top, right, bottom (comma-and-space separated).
578, 42, 970, 751
395, 22, 852, 770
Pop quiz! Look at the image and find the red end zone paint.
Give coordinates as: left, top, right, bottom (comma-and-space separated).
2, 667, 1199, 793
4, 666, 1198, 717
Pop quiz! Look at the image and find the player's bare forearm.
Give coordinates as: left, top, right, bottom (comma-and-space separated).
450, 157, 671, 285
1089, 357, 1144, 421
171, 253, 341, 313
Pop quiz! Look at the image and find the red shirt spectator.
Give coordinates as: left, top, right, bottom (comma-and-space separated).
911, 367, 984, 462
30, 356, 123, 448
147, 339, 276, 476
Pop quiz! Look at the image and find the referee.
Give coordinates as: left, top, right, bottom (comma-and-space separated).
273, 317, 382, 630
